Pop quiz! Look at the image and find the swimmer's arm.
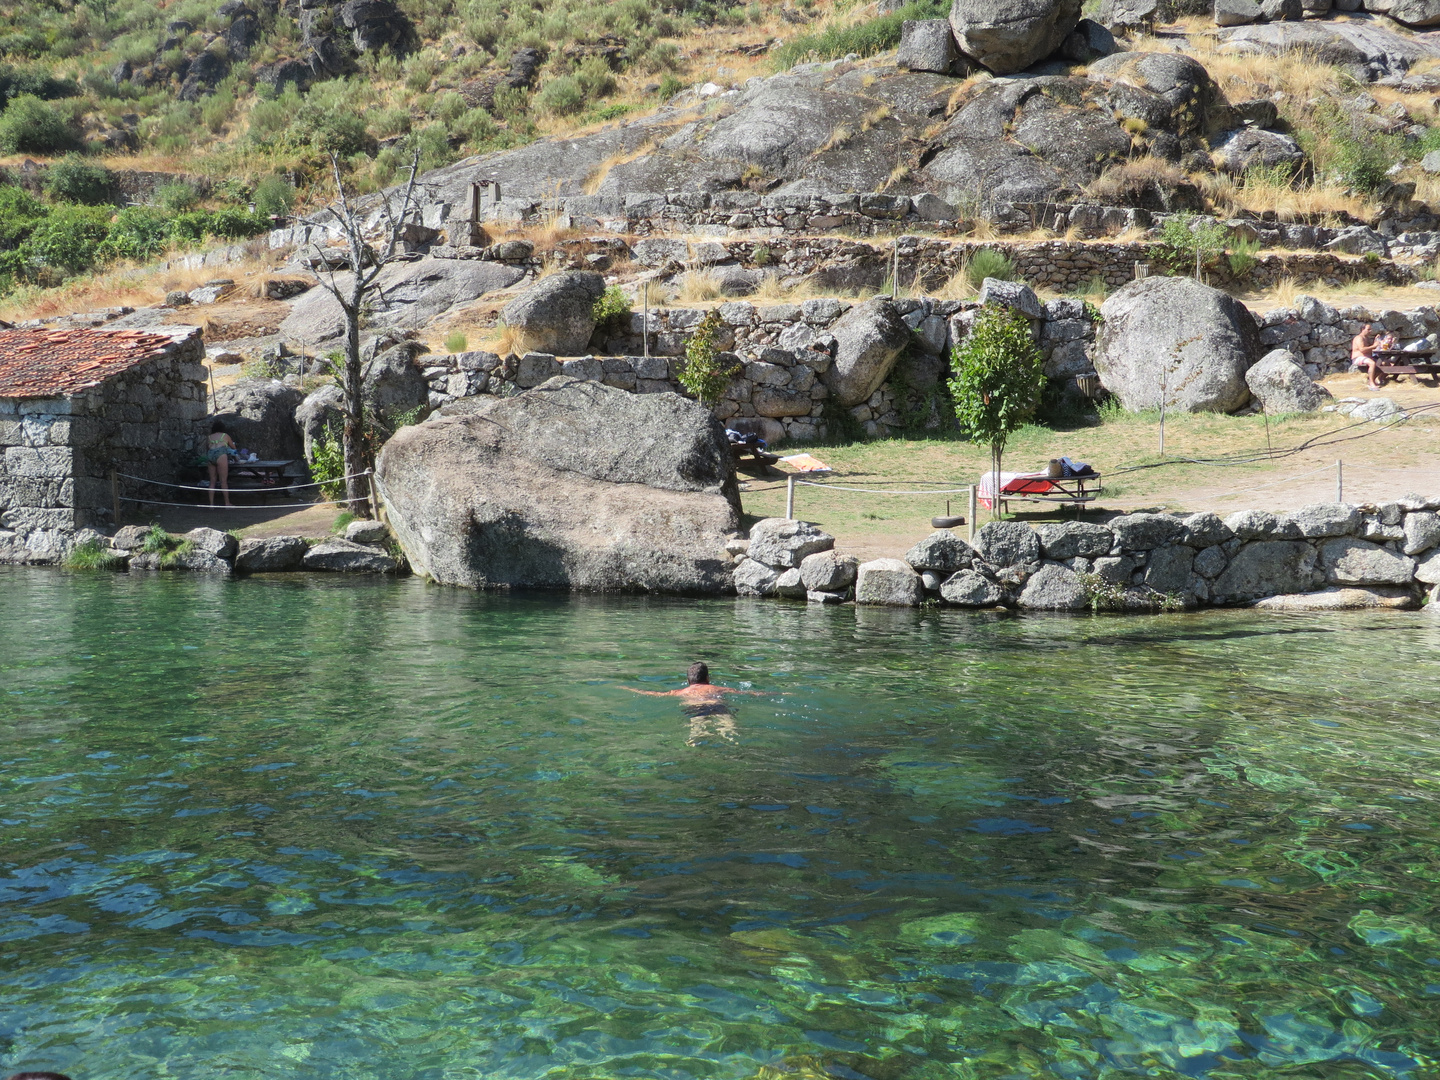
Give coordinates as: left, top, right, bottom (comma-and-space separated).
718, 686, 775, 696
621, 686, 676, 697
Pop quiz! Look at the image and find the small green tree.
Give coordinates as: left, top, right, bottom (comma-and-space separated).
677, 310, 739, 406
948, 306, 1046, 518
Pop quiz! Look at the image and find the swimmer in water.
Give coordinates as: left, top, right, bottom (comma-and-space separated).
623, 662, 765, 745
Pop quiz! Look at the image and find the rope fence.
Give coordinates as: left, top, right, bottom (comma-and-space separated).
111, 468, 377, 519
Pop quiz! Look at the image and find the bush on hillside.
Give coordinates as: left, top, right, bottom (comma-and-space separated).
25, 205, 111, 275
0, 94, 78, 154
46, 156, 114, 205
252, 175, 296, 218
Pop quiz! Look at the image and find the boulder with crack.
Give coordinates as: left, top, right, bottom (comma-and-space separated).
376, 377, 741, 593
1096, 277, 1264, 414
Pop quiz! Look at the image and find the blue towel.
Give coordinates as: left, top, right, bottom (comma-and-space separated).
1059, 456, 1094, 477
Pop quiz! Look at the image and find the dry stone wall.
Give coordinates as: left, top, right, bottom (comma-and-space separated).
731, 498, 1440, 612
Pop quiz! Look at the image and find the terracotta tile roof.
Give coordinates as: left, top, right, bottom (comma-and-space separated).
0, 328, 179, 398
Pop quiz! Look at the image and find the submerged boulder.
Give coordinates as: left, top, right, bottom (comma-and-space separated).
1096, 277, 1263, 414
376, 377, 741, 593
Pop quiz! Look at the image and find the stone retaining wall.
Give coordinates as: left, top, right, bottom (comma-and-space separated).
730, 500, 1440, 613
408, 289, 1440, 439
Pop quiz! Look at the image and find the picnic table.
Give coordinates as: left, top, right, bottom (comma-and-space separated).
1371, 348, 1440, 388
186, 459, 303, 502
981, 470, 1103, 515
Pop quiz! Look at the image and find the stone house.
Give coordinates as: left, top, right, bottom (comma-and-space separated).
0, 326, 208, 563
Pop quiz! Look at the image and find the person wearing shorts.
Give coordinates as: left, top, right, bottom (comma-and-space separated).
206, 421, 237, 507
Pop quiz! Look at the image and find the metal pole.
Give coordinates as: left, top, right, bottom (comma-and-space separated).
110, 469, 120, 527
1337, 459, 1343, 503
785, 474, 796, 519
968, 484, 977, 543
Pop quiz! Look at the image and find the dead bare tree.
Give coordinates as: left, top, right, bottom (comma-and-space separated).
302, 148, 423, 517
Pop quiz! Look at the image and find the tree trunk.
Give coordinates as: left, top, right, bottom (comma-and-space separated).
342, 303, 370, 517
991, 443, 1003, 521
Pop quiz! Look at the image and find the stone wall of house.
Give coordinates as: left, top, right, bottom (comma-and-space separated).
0, 329, 208, 564
729, 500, 1440, 613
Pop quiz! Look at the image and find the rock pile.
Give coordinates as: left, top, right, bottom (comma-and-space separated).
75, 524, 398, 575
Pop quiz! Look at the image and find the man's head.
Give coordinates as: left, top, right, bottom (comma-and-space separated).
687, 662, 709, 685
8, 1072, 74, 1080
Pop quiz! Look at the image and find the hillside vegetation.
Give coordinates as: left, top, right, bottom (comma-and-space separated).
0, 0, 945, 300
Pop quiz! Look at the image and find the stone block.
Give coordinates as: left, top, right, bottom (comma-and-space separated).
1319, 537, 1415, 585
753, 389, 814, 417
1017, 563, 1087, 610
940, 569, 1004, 606
856, 558, 923, 605
734, 556, 778, 597
4, 445, 72, 478
514, 352, 560, 388
561, 357, 606, 382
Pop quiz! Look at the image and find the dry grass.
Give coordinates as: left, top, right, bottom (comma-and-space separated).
1236, 277, 1440, 313
582, 139, 658, 196
0, 255, 277, 323
934, 265, 976, 301
814, 123, 854, 156
1084, 156, 1186, 205
673, 268, 725, 303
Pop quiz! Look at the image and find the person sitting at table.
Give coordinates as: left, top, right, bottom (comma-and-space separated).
1351, 324, 1382, 390
206, 421, 237, 507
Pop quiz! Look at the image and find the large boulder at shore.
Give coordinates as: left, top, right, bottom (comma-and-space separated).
948, 0, 1082, 75
1245, 349, 1332, 413
499, 271, 607, 356
1096, 277, 1263, 414
211, 378, 304, 460
823, 298, 912, 407
376, 377, 741, 593
855, 558, 924, 605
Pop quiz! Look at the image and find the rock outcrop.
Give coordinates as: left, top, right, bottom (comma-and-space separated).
948, 0, 1082, 75
1096, 277, 1263, 413
376, 377, 741, 593
499, 271, 608, 356
824, 298, 912, 407
210, 378, 304, 460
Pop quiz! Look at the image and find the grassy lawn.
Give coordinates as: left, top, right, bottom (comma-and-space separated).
740, 391, 1440, 559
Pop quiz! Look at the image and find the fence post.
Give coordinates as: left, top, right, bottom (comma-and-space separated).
1336, 459, 1343, 503
967, 484, 977, 543
110, 469, 120, 527
643, 280, 650, 361
367, 469, 383, 523
786, 474, 796, 519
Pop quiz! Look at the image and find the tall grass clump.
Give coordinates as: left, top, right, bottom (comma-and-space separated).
771, 0, 948, 69
965, 248, 1016, 290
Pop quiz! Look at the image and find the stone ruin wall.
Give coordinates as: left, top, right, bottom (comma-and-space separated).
408, 292, 1440, 441
0, 330, 209, 563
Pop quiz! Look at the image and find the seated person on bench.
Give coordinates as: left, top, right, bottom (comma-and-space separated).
1351, 324, 1382, 390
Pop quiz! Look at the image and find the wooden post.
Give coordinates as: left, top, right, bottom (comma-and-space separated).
967, 484, 977, 543
110, 469, 121, 527
468, 181, 482, 246
786, 474, 796, 519
366, 469, 382, 522
643, 280, 650, 361
1336, 459, 1343, 503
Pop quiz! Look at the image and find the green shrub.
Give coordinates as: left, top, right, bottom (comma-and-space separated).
0, 185, 47, 251
311, 432, 346, 502
154, 181, 200, 212
965, 248, 1016, 290
948, 306, 1046, 509
574, 55, 617, 98
536, 75, 584, 117
591, 284, 631, 333
25, 205, 110, 274
0, 64, 78, 105
252, 175, 296, 217
657, 73, 685, 99
678, 310, 739, 406
98, 206, 170, 261
291, 101, 371, 156
444, 330, 468, 353
46, 156, 113, 205
1227, 235, 1260, 278
0, 94, 78, 154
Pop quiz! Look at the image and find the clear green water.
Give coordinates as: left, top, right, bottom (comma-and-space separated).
2, 568, 1440, 1080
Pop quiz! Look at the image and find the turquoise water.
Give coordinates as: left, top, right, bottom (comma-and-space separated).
2, 568, 1440, 1080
